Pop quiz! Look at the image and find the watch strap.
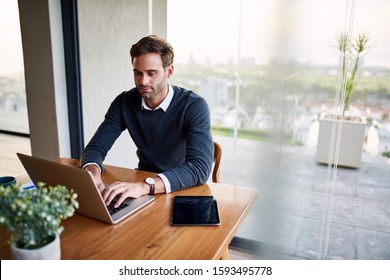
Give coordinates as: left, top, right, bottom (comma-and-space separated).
145, 178, 156, 195
149, 183, 155, 195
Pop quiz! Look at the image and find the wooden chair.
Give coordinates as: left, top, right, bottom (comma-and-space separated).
212, 141, 222, 183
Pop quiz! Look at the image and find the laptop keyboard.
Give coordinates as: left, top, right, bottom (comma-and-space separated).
107, 201, 129, 215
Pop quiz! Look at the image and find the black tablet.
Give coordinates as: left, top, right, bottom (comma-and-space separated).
171, 196, 220, 226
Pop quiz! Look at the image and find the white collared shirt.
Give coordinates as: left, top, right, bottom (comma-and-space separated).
141, 84, 174, 112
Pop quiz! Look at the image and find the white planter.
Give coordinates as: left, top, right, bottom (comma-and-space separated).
316, 116, 366, 168
10, 234, 61, 260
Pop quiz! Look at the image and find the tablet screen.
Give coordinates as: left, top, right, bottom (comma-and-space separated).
171, 196, 220, 226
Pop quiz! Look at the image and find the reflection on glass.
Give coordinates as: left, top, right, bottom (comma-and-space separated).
168, 0, 390, 259
171, 196, 220, 225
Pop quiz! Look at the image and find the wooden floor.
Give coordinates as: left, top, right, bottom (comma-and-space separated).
0, 133, 31, 177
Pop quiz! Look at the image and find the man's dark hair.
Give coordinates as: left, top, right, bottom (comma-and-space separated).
130, 35, 174, 68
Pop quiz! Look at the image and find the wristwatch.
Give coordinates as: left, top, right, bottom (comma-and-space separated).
145, 177, 156, 195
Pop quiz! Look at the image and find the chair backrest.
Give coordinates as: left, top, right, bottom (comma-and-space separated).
212, 141, 222, 183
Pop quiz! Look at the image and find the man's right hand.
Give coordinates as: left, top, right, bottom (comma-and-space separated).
82, 164, 105, 192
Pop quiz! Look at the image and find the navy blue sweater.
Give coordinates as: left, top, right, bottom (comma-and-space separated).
80, 85, 213, 192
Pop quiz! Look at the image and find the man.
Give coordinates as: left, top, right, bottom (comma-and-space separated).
80, 35, 213, 208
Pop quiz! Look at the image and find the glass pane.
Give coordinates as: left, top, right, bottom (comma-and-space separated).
330, 0, 390, 260
0, 0, 29, 134
167, 0, 358, 259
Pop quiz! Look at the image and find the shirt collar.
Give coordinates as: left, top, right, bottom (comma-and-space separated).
141, 84, 174, 112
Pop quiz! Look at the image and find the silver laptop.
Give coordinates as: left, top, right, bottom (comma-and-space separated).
17, 153, 155, 224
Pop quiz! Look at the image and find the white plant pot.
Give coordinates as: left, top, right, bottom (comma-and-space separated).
10, 234, 61, 260
316, 116, 366, 168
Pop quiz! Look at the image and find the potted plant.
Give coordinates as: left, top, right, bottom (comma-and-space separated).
0, 182, 78, 259
316, 32, 371, 168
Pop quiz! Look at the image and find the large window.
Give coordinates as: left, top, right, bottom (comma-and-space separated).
0, 0, 29, 135
168, 0, 390, 259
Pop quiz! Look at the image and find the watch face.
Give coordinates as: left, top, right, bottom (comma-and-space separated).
146, 177, 155, 185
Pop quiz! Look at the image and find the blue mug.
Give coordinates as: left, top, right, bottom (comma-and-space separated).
0, 176, 16, 187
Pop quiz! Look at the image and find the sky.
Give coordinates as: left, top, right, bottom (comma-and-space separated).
1, 0, 390, 77
0, 0, 24, 76
167, 0, 390, 67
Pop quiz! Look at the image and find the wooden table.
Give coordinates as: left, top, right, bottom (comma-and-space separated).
0, 158, 258, 260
